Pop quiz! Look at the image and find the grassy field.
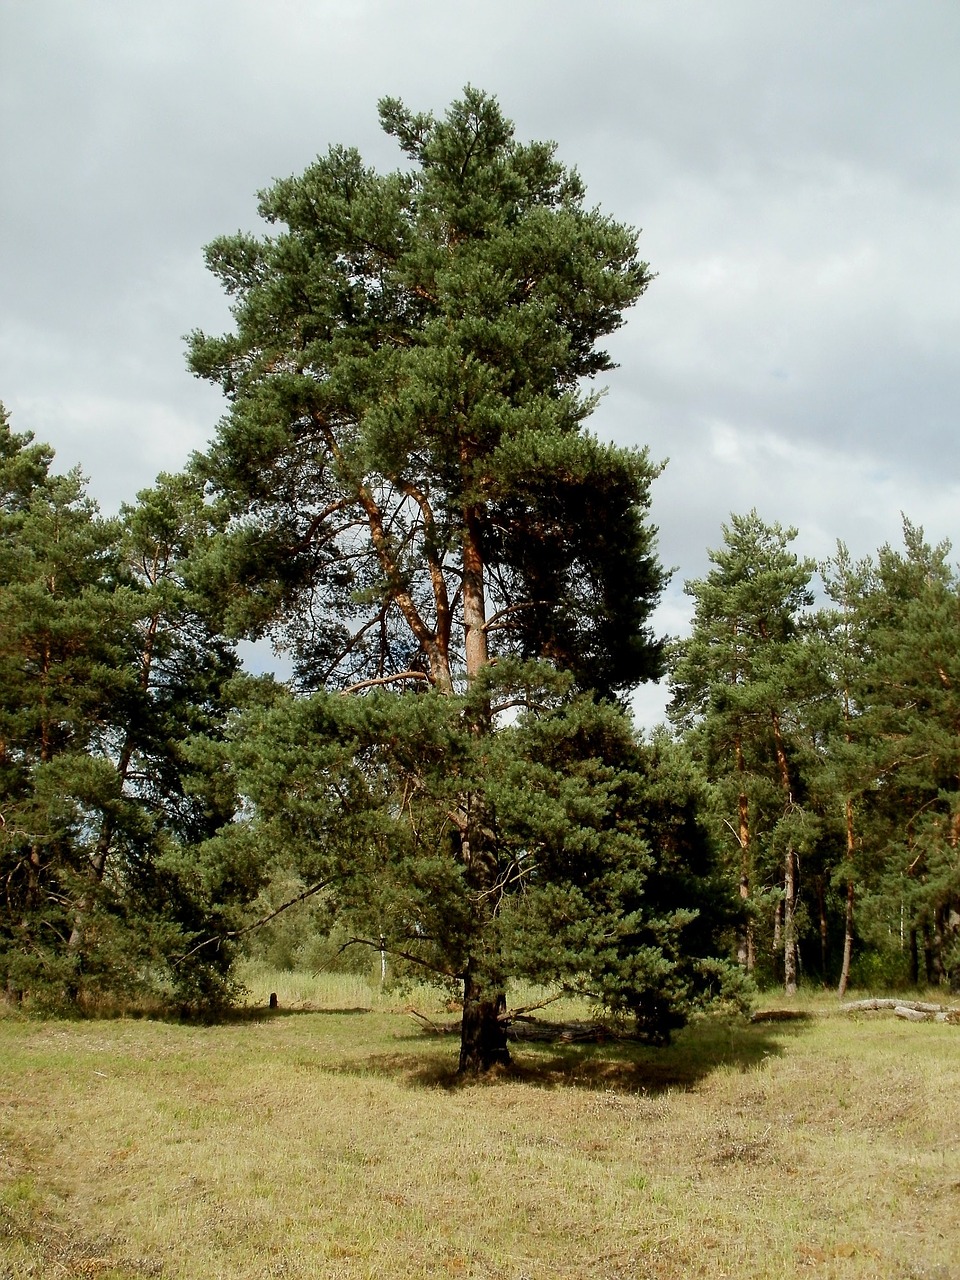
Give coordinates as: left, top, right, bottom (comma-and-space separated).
1, 973, 958, 1279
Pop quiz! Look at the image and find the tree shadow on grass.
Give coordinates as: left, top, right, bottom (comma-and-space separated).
326, 1013, 816, 1094
50, 999, 380, 1026
222, 1005, 375, 1023
502, 1016, 813, 1094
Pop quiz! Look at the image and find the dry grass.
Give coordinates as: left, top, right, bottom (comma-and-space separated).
1, 982, 959, 1279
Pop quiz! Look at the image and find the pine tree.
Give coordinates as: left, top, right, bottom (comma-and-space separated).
0, 408, 258, 1009
0, 408, 128, 1001
859, 522, 960, 987
228, 672, 745, 1059
184, 89, 738, 1068
668, 512, 820, 992
813, 544, 881, 995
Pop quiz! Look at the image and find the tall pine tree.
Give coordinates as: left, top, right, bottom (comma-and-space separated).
186, 89, 740, 1068
668, 512, 820, 992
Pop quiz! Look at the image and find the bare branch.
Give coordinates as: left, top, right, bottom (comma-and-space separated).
291, 498, 357, 553
340, 670, 432, 694
232, 879, 336, 938
483, 600, 552, 631
321, 936, 457, 979
510, 989, 570, 1018
173, 879, 336, 966
397, 478, 452, 659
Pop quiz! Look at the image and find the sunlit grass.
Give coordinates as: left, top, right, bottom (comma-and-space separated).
1, 983, 958, 1278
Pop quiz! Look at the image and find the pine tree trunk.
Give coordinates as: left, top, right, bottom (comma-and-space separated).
784, 848, 798, 995
923, 922, 935, 984
459, 970, 510, 1073
932, 908, 945, 985
816, 875, 828, 980
772, 897, 782, 979
837, 797, 857, 998
461, 496, 489, 674
456, 507, 508, 1073
735, 735, 754, 970
770, 708, 797, 995
838, 878, 855, 998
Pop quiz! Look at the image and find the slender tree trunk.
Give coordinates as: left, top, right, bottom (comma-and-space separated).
909, 927, 920, 985
838, 878, 856, 998
772, 898, 781, 949
771, 708, 797, 995
735, 733, 754, 971
931, 907, 945, 985
815, 874, 828, 981
837, 798, 857, 998
835, 674, 860, 998
783, 848, 798, 995
26, 846, 43, 907
922, 921, 934, 985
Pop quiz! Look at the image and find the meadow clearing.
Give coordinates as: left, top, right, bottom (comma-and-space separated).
1, 969, 958, 1280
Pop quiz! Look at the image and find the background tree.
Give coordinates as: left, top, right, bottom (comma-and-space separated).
856, 522, 960, 988
185, 88, 734, 1069
0, 409, 127, 1001
668, 512, 820, 992
811, 544, 884, 995
0, 408, 259, 1010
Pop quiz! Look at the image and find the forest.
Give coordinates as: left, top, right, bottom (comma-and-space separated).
2, 89, 958, 1073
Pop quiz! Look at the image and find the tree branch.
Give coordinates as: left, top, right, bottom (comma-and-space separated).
483, 600, 552, 631
172, 879, 335, 967
397, 478, 452, 660
292, 498, 357, 554
322, 936, 457, 979
233, 879, 336, 938
340, 670, 431, 694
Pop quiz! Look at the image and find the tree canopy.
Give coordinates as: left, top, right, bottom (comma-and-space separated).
187, 86, 665, 700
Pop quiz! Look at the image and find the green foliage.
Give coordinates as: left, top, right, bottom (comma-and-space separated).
852, 522, 960, 988
671, 511, 960, 994
226, 673, 745, 1043
0, 408, 261, 1012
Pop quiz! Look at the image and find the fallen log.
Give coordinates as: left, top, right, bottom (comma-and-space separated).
508, 1019, 614, 1044
841, 997, 960, 1023
894, 1005, 960, 1024
841, 998, 952, 1013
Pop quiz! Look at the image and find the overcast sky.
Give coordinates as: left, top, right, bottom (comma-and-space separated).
3, 1, 958, 724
